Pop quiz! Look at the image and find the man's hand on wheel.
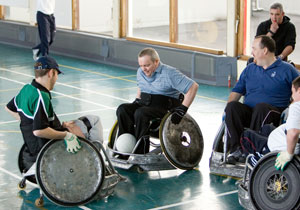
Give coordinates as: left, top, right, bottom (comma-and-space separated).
64, 132, 81, 153
275, 151, 293, 171
171, 105, 188, 124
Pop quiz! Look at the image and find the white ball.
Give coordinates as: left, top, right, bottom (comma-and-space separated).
115, 133, 136, 153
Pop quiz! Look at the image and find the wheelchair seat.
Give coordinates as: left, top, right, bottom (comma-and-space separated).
107, 112, 204, 172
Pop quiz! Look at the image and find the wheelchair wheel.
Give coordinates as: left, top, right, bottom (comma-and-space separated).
18, 144, 37, 184
249, 152, 300, 210
160, 112, 204, 170
108, 120, 118, 149
35, 138, 105, 206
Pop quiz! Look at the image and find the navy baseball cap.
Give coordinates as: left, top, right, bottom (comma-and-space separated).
34, 56, 62, 74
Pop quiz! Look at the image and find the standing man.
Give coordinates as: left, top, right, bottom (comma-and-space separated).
256, 2, 296, 61
225, 35, 299, 164
5, 56, 81, 170
116, 48, 199, 154
32, 0, 56, 61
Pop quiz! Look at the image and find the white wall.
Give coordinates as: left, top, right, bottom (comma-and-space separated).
258, 0, 300, 15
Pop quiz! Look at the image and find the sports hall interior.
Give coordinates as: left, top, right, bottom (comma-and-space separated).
0, 0, 300, 209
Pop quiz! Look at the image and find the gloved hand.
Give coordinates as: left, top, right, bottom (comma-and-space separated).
171, 105, 188, 124
132, 98, 141, 105
275, 151, 293, 171
64, 132, 81, 153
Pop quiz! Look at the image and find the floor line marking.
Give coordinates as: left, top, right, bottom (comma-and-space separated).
0, 108, 114, 125
147, 190, 238, 210
0, 67, 227, 103
0, 76, 119, 110
0, 88, 21, 92
0, 68, 131, 103
0, 167, 37, 187
59, 64, 136, 83
63, 74, 136, 85
0, 167, 92, 210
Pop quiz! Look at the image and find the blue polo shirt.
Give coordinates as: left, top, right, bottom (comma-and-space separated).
232, 58, 299, 108
137, 62, 194, 99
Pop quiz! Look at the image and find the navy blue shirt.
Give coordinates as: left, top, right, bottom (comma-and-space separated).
232, 58, 299, 108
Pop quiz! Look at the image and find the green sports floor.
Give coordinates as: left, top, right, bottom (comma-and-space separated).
0, 43, 243, 210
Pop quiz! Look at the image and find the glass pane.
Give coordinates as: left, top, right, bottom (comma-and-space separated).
249, 1, 300, 63
178, 0, 227, 52
79, 0, 113, 35
55, 0, 72, 29
130, 0, 169, 42
4, 6, 30, 23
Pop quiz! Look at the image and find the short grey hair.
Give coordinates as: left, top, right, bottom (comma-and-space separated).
270, 3, 283, 13
138, 48, 160, 62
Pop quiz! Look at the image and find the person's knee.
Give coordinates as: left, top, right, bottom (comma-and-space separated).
225, 101, 241, 113
116, 104, 127, 117
253, 103, 269, 112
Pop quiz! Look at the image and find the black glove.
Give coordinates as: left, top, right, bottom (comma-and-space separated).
171, 105, 188, 124
133, 98, 141, 105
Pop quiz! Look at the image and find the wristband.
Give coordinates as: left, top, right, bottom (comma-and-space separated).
268, 29, 275, 35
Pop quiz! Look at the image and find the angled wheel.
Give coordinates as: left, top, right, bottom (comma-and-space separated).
108, 120, 119, 149
35, 138, 105, 206
249, 152, 300, 210
18, 144, 37, 184
159, 112, 204, 170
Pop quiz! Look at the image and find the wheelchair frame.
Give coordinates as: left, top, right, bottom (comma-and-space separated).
209, 121, 246, 178
106, 112, 204, 173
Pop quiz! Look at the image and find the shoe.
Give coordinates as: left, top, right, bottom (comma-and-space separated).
227, 148, 243, 165
238, 154, 246, 163
227, 155, 237, 164
32, 49, 39, 61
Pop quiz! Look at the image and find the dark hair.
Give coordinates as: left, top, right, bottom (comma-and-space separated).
292, 76, 300, 91
255, 35, 276, 53
138, 47, 160, 62
270, 3, 283, 13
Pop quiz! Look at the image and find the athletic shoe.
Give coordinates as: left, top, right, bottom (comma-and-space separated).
32, 49, 39, 61
227, 148, 243, 164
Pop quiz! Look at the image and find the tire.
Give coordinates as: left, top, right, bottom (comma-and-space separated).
249, 152, 300, 210
36, 138, 105, 206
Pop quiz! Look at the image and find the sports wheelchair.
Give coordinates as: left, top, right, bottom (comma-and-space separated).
209, 108, 288, 178
209, 121, 247, 178
238, 152, 300, 210
106, 112, 204, 173
18, 137, 125, 207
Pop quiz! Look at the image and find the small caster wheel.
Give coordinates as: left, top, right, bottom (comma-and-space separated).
35, 198, 44, 207
18, 180, 26, 190
137, 167, 144, 174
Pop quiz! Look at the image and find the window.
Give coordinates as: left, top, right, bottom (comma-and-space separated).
79, 0, 113, 35
129, 0, 169, 42
178, 0, 227, 52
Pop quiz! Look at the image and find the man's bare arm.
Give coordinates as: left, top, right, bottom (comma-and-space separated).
227, 92, 242, 103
